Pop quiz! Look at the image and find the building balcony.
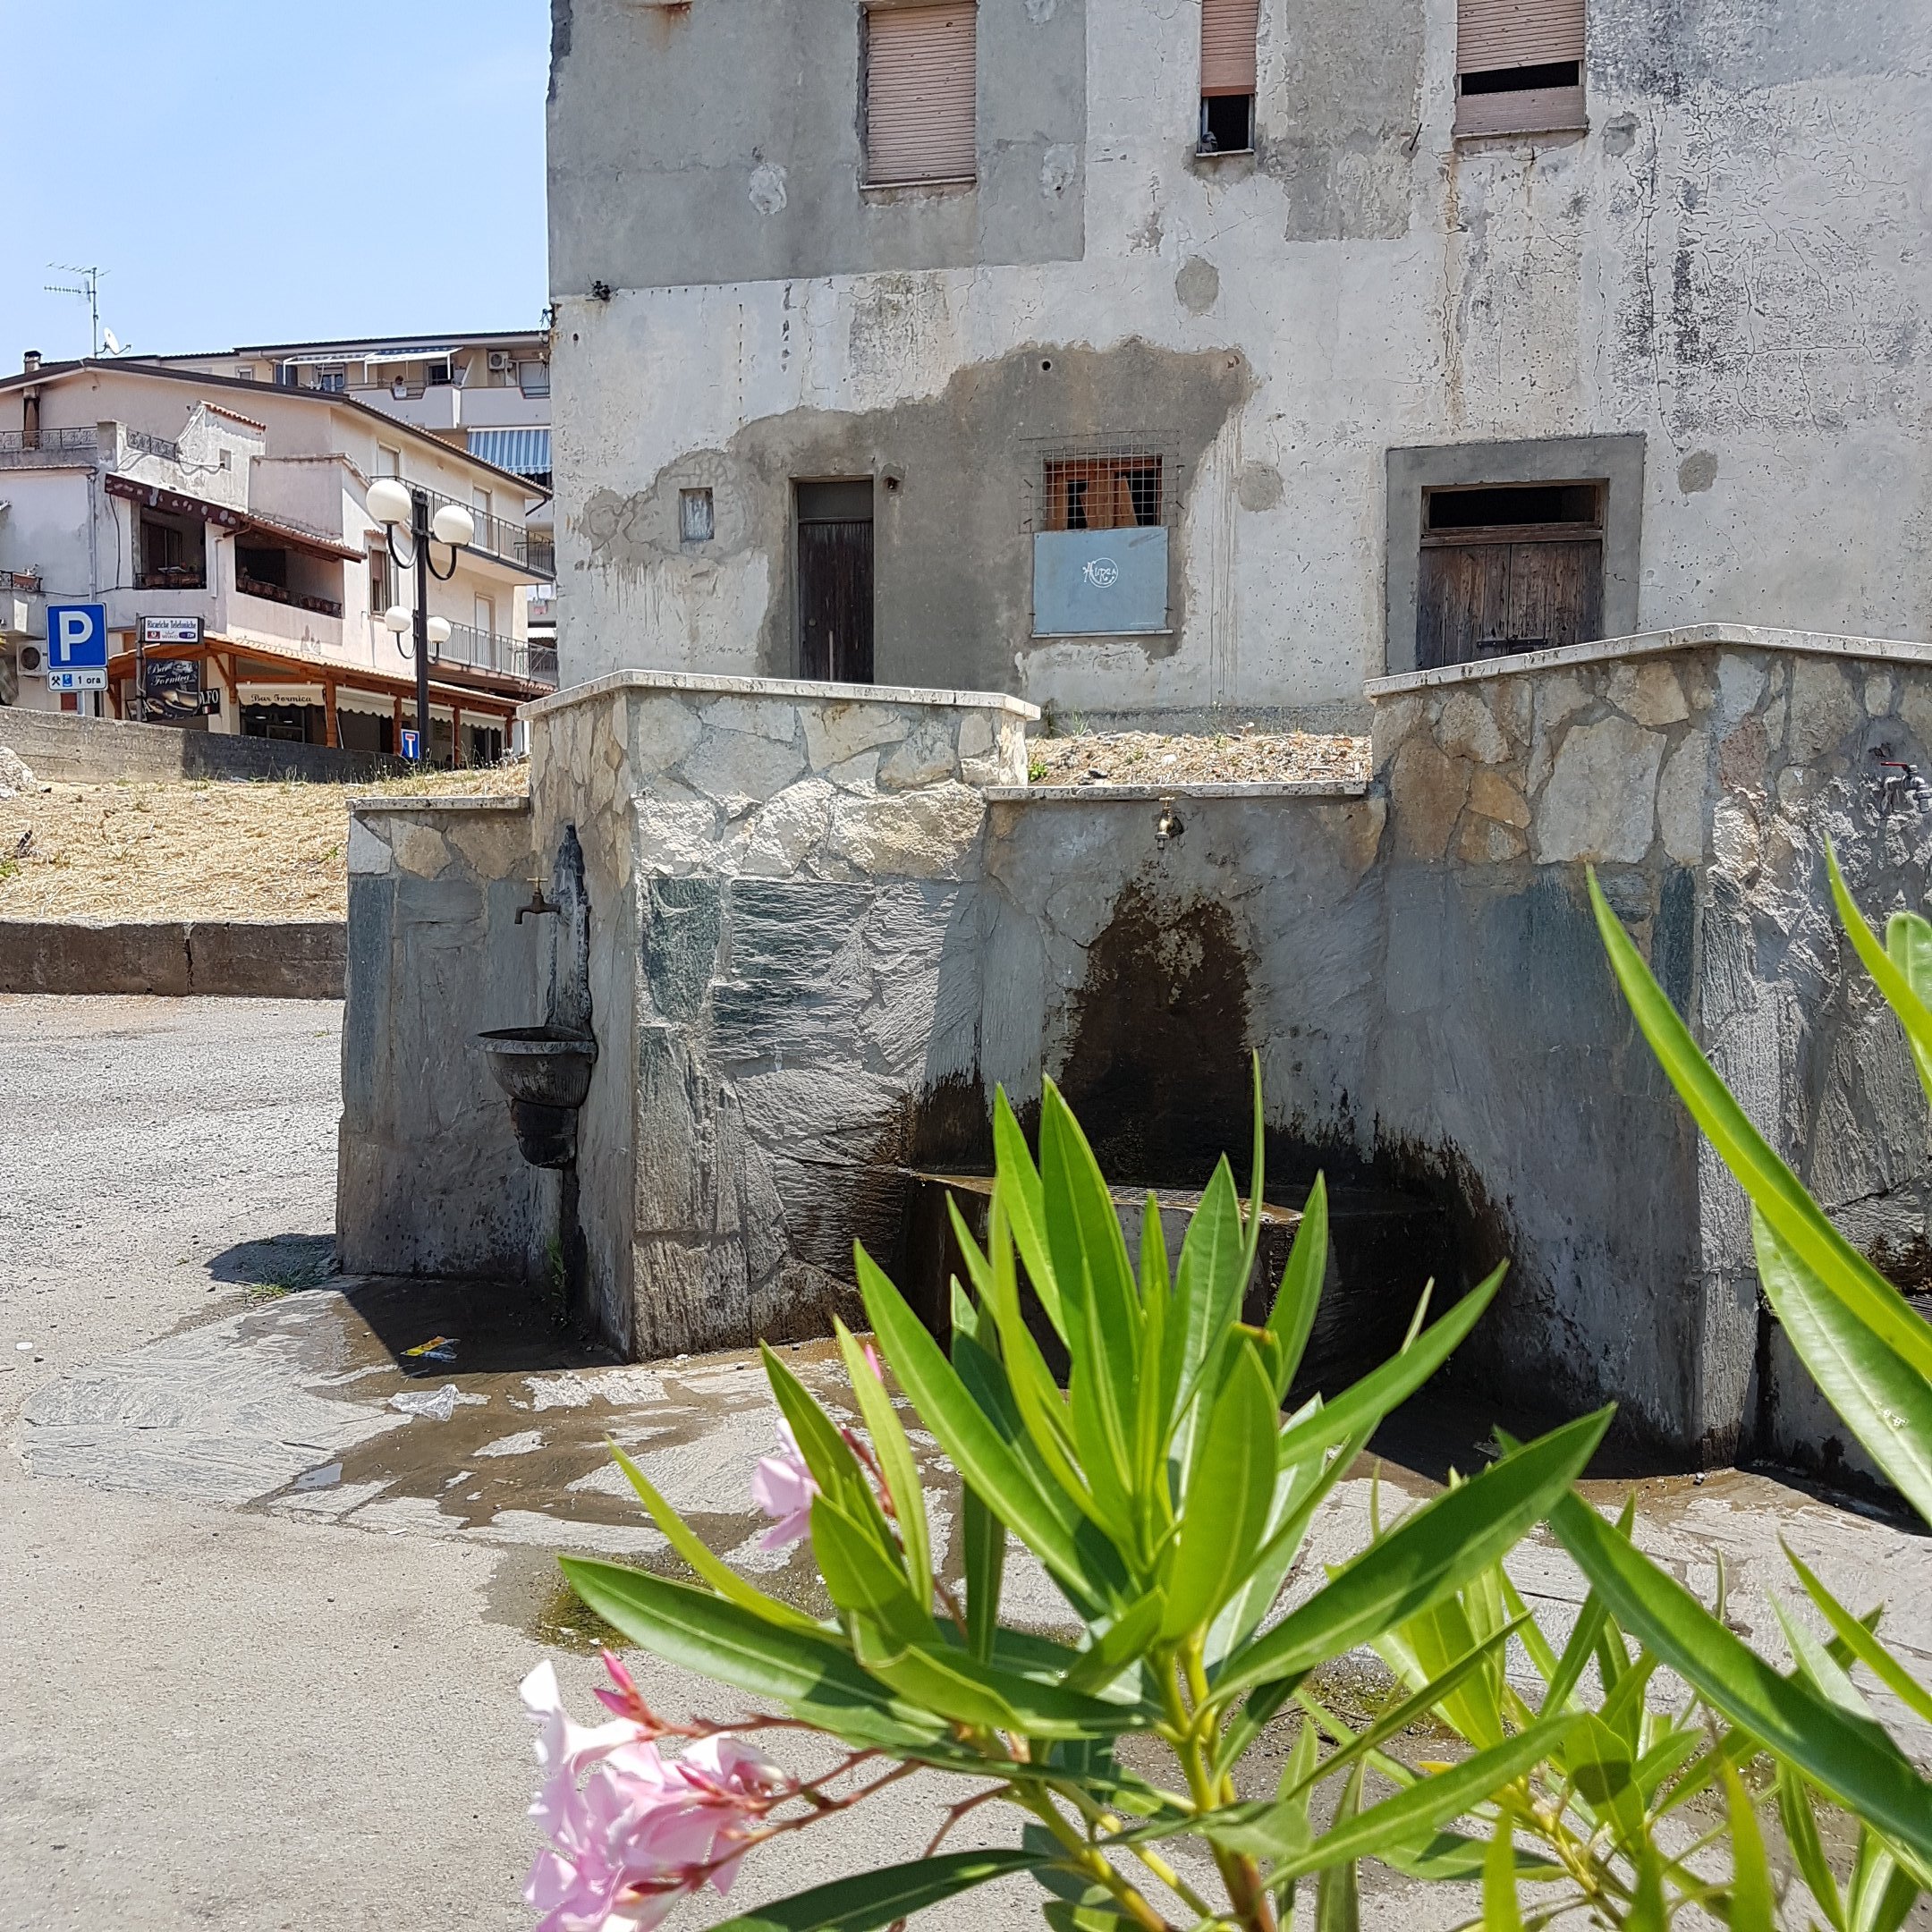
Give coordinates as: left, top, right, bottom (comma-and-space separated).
419, 486, 555, 581
457, 386, 551, 431
363, 615, 556, 690
136, 565, 208, 593
0, 428, 98, 468
235, 573, 343, 621
349, 382, 461, 432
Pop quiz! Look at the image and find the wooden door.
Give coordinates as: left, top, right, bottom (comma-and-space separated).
1416, 543, 1510, 670
1417, 537, 1602, 668
1505, 539, 1601, 652
797, 518, 874, 683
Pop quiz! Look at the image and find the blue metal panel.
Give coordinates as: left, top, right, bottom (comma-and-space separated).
1031, 527, 1168, 636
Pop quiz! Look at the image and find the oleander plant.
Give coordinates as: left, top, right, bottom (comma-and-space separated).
517, 849, 1932, 1932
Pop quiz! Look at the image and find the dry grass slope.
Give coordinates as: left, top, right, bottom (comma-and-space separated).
0, 767, 527, 923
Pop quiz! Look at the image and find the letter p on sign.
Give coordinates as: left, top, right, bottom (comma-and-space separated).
47, 603, 108, 669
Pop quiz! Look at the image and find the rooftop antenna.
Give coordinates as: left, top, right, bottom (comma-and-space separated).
46, 264, 106, 356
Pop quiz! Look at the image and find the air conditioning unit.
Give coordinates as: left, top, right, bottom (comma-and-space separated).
487, 350, 513, 373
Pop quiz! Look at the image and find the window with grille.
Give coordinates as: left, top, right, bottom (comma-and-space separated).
1041, 454, 1164, 531
1030, 444, 1171, 637
1455, 0, 1586, 137
1199, 0, 1258, 153
864, 4, 978, 188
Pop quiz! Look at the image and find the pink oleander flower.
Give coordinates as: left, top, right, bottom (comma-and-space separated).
750, 1419, 817, 1550
521, 1662, 791, 1932
592, 1648, 664, 1730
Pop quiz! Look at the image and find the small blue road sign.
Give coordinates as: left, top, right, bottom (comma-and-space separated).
46, 603, 109, 691
400, 728, 422, 760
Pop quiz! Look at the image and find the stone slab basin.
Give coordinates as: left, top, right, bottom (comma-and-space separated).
901, 1172, 1453, 1401
476, 1026, 597, 1111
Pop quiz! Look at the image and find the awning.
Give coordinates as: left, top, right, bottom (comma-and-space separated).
468, 428, 551, 477
105, 473, 363, 561
276, 346, 460, 369
101, 633, 543, 714
237, 508, 364, 563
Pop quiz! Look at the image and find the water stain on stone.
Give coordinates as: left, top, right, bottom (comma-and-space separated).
1054, 880, 1253, 1183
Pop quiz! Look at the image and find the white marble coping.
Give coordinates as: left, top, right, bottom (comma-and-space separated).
521, 668, 1041, 723
984, 780, 1369, 802
1363, 624, 1932, 700
348, 794, 531, 816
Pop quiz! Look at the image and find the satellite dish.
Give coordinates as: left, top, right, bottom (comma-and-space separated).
102, 329, 122, 354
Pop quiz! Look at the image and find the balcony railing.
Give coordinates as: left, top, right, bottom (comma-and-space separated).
419, 486, 555, 580
0, 568, 41, 593
236, 574, 343, 620
126, 429, 182, 462
0, 427, 97, 468
369, 615, 556, 688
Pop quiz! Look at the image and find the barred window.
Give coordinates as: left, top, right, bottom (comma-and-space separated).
1041, 454, 1163, 532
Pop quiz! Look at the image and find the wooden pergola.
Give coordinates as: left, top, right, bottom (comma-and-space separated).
104, 633, 545, 759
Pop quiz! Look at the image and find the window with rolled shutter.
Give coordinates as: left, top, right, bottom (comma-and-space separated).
1199, 0, 1258, 97
865, 4, 978, 188
1454, 0, 1586, 137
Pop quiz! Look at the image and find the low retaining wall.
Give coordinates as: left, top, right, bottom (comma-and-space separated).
0, 920, 345, 997
0, 709, 408, 785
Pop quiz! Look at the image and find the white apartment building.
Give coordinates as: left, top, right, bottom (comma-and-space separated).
148, 330, 557, 647
0, 355, 553, 762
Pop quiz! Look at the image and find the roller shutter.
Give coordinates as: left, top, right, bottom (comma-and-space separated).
1456, 0, 1584, 73
866, 4, 978, 186
1200, 0, 1259, 96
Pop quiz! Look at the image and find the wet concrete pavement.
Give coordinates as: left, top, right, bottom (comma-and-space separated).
4, 996, 1929, 1931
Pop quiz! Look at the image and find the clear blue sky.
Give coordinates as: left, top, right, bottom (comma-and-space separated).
1, 1, 549, 364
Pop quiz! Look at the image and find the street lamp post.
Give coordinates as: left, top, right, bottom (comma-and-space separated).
368, 479, 473, 764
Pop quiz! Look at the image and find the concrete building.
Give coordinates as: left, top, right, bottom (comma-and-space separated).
146, 329, 558, 657
545, 0, 1932, 724
0, 356, 555, 761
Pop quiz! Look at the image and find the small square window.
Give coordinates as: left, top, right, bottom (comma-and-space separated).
680, 487, 716, 544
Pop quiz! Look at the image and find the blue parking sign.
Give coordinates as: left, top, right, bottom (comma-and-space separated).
47, 604, 108, 669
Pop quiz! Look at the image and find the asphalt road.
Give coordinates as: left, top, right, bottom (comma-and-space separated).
4, 996, 1928, 1932
0, 998, 1079, 1932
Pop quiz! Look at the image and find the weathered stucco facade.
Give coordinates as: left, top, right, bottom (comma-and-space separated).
546, 0, 1931, 721
342, 627, 1932, 1475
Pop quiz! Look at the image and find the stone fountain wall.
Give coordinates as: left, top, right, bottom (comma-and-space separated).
337, 795, 553, 1283
339, 629, 1932, 1473
533, 673, 1030, 1360
1362, 627, 1932, 1470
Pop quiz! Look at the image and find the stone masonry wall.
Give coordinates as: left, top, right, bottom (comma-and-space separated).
337, 796, 551, 1283
1365, 628, 1932, 1457
336, 636, 1932, 1471
520, 673, 1034, 1360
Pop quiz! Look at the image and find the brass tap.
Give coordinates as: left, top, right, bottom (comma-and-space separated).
516, 877, 562, 923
